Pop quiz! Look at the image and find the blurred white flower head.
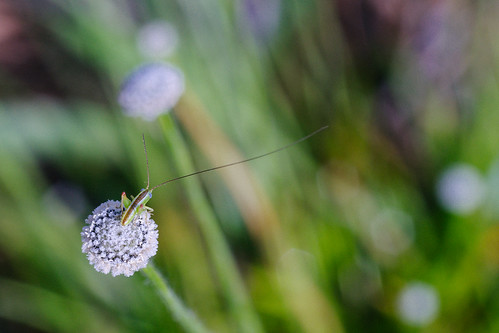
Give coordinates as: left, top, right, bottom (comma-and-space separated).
237, 0, 281, 44
81, 200, 159, 277
410, 1, 470, 90
137, 21, 179, 59
436, 164, 485, 215
397, 282, 439, 326
118, 62, 185, 121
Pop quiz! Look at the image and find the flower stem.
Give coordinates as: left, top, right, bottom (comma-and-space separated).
142, 263, 209, 333
159, 114, 263, 333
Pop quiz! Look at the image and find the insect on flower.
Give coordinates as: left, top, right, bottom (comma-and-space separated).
120, 126, 329, 226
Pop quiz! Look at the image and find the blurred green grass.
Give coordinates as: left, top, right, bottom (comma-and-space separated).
1, 0, 499, 332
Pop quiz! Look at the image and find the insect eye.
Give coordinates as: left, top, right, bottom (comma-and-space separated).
148, 192, 153, 198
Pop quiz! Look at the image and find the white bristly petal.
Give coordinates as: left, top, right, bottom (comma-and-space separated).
81, 200, 159, 277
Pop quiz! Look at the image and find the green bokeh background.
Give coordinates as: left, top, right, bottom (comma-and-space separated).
1, 1, 499, 332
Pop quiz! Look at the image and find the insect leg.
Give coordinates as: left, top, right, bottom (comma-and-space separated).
121, 192, 132, 211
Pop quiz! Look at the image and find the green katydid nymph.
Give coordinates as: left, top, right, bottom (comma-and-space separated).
120, 126, 329, 226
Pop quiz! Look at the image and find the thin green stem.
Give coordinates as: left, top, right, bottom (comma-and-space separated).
159, 114, 263, 333
142, 263, 209, 333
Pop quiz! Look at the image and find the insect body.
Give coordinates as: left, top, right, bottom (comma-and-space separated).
120, 189, 153, 226
120, 126, 328, 226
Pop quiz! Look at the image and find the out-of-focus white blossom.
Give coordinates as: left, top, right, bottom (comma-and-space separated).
237, 0, 281, 44
137, 21, 179, 59
397, 282, 439, 326
118, 63, 185, 121
81, 200, 158, 277
436, 164, 485, 215
409, 1, 470, 90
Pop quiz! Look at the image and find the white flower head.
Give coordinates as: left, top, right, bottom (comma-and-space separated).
137, 20, 179, 59
436, 164, 485, 215
237, 0, 281, 44
118, 62, 185, 121
397, 282, 440, 326
81, 200, 159, 277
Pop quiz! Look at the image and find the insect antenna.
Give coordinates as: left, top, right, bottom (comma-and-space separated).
142, 134, 150, 189
150, 125, 328, 191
